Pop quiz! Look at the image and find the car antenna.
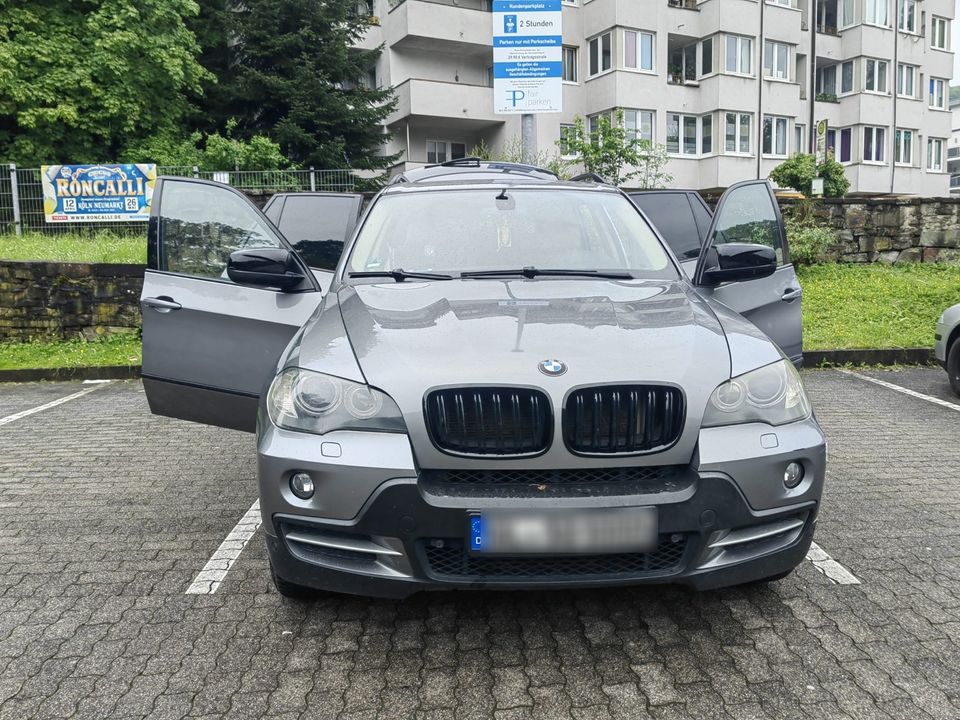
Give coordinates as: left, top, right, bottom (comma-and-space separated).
495, 188, 509, 200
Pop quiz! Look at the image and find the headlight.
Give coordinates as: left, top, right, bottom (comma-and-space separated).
266, 368, 406, 435
702, 360, 810, 428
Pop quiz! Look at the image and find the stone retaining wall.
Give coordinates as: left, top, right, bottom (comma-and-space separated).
0, 261, 143, 342
782, 197, 960, 263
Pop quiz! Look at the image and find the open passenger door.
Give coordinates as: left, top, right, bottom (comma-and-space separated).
141, 178, 325, 432
693, 180, 803, 364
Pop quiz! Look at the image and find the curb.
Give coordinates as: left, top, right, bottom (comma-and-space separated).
0, 365, 142, 383
804, 348, 934, 367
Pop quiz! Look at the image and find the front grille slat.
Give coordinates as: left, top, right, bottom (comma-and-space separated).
564, 385, 685, 455
425, 387, 552, 456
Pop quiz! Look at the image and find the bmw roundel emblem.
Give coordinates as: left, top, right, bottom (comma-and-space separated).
539, 359, 567, 377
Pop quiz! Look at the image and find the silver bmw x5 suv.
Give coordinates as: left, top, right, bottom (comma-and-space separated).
140, 161, 826, 598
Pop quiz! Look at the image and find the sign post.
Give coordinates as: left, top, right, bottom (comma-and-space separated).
492, 0, 562, 162
815, 119, 828, 165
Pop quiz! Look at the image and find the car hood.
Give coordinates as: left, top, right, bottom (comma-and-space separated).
329, 278, 735, 468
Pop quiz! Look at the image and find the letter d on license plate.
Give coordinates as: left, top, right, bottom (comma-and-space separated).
468, 507, 657, 555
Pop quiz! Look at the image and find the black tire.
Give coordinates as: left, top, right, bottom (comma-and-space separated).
271, 562, 318, 600
948, 338, 960, 398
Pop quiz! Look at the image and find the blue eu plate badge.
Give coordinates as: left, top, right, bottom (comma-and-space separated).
469, 514, 484, 552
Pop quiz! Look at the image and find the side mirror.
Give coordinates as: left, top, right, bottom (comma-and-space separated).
699, 243, 777, 286
227, 247, 306, 291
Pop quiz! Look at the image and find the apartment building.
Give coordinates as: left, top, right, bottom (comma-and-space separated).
359, 0, 955, 194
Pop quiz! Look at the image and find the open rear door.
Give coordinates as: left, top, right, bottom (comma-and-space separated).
141, 178, 324, 432
693, 180, 803, 364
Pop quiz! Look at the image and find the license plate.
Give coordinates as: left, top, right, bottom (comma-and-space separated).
468, 507, 657, 555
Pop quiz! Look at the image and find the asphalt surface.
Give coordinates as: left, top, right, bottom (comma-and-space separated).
0, 367, 959, 720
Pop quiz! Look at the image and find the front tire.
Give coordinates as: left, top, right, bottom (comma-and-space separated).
948, 339, 960, 397
271, 562, 318, 600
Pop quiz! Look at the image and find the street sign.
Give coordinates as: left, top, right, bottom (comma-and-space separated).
815, 119, 829, 164
492, 0, 562, 114
41, 164, 156, 223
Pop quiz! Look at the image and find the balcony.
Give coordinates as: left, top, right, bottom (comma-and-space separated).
388, 78, 502, 128
387, 0, 492, 54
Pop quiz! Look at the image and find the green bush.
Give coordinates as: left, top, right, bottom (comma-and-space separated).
786, 218, 836, 265
770, 153, 850, 197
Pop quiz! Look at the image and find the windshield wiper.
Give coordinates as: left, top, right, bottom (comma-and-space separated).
349, 269, 453, 282
460, 267, 634, 280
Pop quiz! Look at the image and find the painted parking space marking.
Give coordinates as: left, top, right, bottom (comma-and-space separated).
840, 369, 960, 413
0, 382, 110, 428
186, 499, 261, 595
806, 541, 861, 585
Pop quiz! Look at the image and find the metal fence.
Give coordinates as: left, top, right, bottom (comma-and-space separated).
1, 165, 358, 236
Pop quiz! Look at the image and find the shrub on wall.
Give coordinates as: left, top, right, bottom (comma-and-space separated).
770, 153, 850, 198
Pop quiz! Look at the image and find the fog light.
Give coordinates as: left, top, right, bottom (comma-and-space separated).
783, 462, 804, 489
290, 472, 315, 499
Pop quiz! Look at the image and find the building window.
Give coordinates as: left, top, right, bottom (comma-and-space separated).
588, 32, 612, 77
931, 16, 949, 50
763, 41, 790, 81
894, 128, 914, 165
666, 113, 701, 155
624, 30, 654, 71
865, 0, 889, 26
794, 124, 805, 153
725, 112, 752, 154
839, 0, 855, 26
864, 58, 888, 93
427, 140, 466, 164
898, 0, 917, 32
725, 35, 752, 75
929, 78, 947, 110
839, 128, 852, 162
840, 60, 854, 94
623, 109, 654, 143
700, 37, 713, 76
863, 126, 886, 163
701, 114, 713, 154
928, 138, 945, 171
762, 116, 789, 157
816, 65, 837, 95
896, 63, 916, 97
563, 46, 578, 83
559, 124, 579, 157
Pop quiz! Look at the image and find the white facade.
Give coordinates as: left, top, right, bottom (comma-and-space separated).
361, 0, 954, 195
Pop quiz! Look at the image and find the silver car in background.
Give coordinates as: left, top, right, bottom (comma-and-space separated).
935, 304, 960, 396
139, 161, 825, 599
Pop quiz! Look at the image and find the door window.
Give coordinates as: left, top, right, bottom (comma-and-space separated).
630, 193, 704, 260
159, 180, 284, 280
276, 195, 360, 270
707, 183, 785, 264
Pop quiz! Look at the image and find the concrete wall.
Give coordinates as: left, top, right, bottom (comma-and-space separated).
0, 261, 143, 342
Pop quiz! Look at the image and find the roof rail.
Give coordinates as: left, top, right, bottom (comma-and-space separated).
569, 172, 608, 183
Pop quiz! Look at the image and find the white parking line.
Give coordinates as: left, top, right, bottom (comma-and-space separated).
806, 542, 861, 584
0, 383, 110, 428
186, 500, 262, 594
839, 369, 960, 413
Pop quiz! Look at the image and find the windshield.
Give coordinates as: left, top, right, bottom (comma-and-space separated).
346, 189, 677, 280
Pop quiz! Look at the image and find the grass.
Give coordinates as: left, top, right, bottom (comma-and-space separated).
798, 262, 960, 350
0, 334, 141, 371
0, 231, 146, 264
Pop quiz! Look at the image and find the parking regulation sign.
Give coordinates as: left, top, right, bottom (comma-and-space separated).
492, 0, 562, 114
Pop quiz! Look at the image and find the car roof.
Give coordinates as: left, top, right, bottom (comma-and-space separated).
380, 177, 621, 196
384, 159, 619, 195
390, 157, 560, 185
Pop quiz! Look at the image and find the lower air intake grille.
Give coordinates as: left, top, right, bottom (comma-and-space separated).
423, 536, 687, 580
564, 385, 685, 454
424, 387, 552, 456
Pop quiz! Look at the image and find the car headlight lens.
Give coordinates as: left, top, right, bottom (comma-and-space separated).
703, 360, 811, 427
267, 368, 405, 435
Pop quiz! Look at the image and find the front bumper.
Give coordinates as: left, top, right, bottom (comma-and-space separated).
258, 418, 826, 599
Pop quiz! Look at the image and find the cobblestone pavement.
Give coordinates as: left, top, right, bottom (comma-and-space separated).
1, 369, 959, 720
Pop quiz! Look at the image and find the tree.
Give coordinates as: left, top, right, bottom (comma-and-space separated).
559, 112, 672, 188
769, 153, 850, 197
0, 0, 211, 164
209, 0, 397, 172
